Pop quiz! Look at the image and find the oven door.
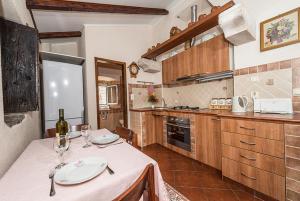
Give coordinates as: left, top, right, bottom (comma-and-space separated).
167, 123, 191, 151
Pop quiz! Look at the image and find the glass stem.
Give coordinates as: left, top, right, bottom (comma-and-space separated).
59, 152, 64, 165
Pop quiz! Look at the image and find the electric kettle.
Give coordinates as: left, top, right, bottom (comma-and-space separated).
232, 96, 249, 112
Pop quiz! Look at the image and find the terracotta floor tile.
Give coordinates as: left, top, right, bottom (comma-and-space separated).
160, 170, 175, 186
224, 178, 254, 193
197, 171, 231, 189
157, 159, 174, 171
233, 191, 260, 201
175, 187, 208, 201
172, 159, 195, 171
174, 171, 203, 187
142, 144, 246, 200
203, 189, 239, 201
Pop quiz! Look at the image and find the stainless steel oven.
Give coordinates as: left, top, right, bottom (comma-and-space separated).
166, 116, 191, 151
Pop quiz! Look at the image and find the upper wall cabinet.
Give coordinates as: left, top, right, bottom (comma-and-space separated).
162, 34, 230, 85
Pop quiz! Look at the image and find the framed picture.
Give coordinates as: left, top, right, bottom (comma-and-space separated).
260, 8, 300, 51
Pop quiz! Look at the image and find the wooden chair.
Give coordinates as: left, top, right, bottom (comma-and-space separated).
46, 128, 56, 138
45, 124, 84, 138
115, 126, 138, 147
69, 124, 84, 132
113, 164, 155, 201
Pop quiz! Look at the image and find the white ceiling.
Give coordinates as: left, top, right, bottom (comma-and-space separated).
32, 0, 177, 32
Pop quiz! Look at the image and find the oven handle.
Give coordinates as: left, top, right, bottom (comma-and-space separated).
166, 122, 190, 129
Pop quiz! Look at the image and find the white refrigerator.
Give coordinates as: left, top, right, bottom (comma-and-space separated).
42, 59, 84, 130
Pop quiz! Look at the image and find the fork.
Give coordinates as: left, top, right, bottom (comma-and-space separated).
106, 165, 115, 175
97, 141, 123, 149
49, 169, 56, 197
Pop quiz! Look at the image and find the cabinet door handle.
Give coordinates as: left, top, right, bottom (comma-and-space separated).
240, 140, 256, 146
241, 172, 256, 180
240, 126, 255, 131
212, 118, 220, 121
240, 154, 256, 161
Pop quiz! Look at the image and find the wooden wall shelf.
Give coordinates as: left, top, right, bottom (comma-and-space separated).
142, 1, 234, 59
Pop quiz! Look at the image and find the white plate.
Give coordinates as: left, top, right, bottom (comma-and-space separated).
68, 131, 81, 139
91, 133, 120, 145
54, 157, 107, 185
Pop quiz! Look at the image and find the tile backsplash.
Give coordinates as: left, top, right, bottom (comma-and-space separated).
129, 79, 233, 109
234, 68, 292, 99
128, 84, 162, 109
163, 79, 233, 108
129, 57, 300, 113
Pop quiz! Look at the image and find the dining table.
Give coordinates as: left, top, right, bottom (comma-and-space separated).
0, 129, 169, 201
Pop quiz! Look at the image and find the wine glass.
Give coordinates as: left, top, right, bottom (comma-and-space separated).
53, 134, 70, 168
81, 125, 91, 148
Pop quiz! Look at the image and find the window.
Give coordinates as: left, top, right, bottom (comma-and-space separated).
99, 85, 107, 105
107, 85, 118, 104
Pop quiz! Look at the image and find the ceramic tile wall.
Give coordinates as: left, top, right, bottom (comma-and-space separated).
129, 84, 162, 109
234, 68, 292, 98
163, 79, 233, 108
234, 57, 300, 113
129, 79, 233, 109
292, 58, 300, 113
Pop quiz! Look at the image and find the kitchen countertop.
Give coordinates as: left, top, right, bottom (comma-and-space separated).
130, 107, 300, 123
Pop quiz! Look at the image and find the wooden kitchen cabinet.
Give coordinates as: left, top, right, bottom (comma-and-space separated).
143, 112, 156, 146
196, 115, 221, 170
221, 118, 284, 140
222, 157, 285, 201
162, 34, 230, 84
221, 117, 285, 200
203, 34, 230, 74
154, 115, 164, 145
162, 56, 176, 84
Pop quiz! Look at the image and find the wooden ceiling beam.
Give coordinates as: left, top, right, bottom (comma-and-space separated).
39, 31, 82, 39
26, 0, 169, 15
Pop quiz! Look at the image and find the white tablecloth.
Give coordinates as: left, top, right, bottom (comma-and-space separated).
0, 129, 169, 201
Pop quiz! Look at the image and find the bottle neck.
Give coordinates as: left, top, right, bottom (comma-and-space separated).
59, 109, 64, 121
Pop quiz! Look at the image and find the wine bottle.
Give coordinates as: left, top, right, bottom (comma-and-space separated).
56, 109, 68, 137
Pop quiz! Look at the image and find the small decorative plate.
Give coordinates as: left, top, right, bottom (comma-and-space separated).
54, 157, 107, 185
91, 133, 120, 145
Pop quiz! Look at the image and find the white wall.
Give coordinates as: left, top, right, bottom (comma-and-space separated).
42, 0, 300, 130
40, 38, 81, 57
151, 0, 300, 69
82, 24, 155, 129
234, 0, 300, 68
0, 0, 41, 177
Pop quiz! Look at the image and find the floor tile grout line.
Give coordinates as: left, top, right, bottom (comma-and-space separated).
231, 188, 241, 201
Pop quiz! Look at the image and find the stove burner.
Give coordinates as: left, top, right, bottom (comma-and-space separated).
172, 106, 200, 110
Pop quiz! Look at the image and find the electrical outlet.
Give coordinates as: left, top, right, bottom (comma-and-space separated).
250, 76, 259, 82
265, 79, 274, 85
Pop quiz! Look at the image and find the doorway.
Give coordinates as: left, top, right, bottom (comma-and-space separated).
94, 57, 128, 131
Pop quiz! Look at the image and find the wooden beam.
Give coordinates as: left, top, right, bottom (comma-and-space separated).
26, 0, 168, 15
39, 31, 82, 39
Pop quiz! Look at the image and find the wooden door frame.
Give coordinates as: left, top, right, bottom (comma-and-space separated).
94, 57, 128, 129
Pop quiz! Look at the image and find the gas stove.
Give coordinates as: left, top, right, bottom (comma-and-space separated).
171, 106, 200, 111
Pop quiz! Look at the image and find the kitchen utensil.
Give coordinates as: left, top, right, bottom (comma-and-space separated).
106, 165, 114, 175
97, 141, 123, 149
49, 169, 56, 196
